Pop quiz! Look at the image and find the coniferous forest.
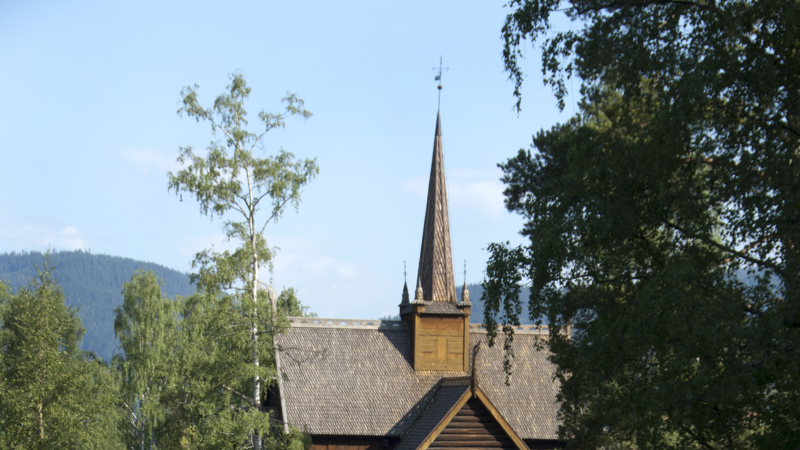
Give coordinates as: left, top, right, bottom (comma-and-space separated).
0, 250, 519, 365
0, 250, 194, 361
0, 252, 316, 449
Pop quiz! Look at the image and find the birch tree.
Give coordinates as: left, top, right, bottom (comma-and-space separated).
113, 270, 178, 450
169, 72, 317, 449
0, 256, 123, 449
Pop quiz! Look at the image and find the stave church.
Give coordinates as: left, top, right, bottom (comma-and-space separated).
269, 109, 564, 450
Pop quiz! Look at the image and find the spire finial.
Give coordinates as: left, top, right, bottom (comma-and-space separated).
402, 266, 410, 304
433, 56, 449, 111
404, 260, 407, 283
461, 260, 470, 304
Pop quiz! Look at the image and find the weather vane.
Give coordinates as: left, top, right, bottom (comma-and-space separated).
433, 56, 449, 110
404, 260, 407, 283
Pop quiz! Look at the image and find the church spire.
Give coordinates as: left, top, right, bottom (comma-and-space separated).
415, 112, 457, 302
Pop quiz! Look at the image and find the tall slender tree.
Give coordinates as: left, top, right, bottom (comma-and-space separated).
169, 72, 318, 449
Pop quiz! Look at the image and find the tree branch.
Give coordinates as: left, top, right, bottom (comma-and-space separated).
573, 0, 715, 15
220, 383, 256, 407
666, 221, 783, 275
258, 196, 295, 239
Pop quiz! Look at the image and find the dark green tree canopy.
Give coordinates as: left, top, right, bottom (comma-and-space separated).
276, 287, 317, 318
483, 1, 800, 448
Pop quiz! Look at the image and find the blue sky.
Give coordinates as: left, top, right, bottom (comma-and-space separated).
0, 1, 577, 319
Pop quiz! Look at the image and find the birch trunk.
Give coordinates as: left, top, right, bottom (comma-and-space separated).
249, 168, 262, 450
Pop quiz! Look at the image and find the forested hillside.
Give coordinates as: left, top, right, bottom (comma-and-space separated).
0, 250, 194, 361
0, 251, 533, 362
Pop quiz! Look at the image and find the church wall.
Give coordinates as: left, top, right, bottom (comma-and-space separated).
310, 436, 399, 450
522, 440, 566, 450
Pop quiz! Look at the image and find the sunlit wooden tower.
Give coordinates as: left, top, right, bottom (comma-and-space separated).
400, 111, 472, 372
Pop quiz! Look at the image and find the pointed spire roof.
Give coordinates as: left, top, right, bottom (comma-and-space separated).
415, 112, 457, 302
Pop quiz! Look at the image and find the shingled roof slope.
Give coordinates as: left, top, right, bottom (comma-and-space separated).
276, 327, 466, 436
469, 333, 560, 440
275, 325, 559, 440
395, 380, 471, 450
400, 300, 467, 316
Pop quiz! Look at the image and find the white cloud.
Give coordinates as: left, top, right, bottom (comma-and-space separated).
120, 148, 180, 174
175, 232, 233, 258
268, 237, 389, 318
272, 237, 362, 282
403, 167, 506, 219
0, 223, 88, 251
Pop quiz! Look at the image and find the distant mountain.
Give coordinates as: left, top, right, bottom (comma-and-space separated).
0, 250, 195, 361
457, 283, 535, 324
382, 284, 535, 324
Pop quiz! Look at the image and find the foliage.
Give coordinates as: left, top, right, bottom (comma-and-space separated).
113, 270, 179, 449
113, 271, 314, 449
0, 249, 194, 361
169, 72, 317, 449
169, 72, 317, 296
0, 255, 123, 449
171, 289, 282, 449
482, 1, 800, 448
276, 287, 317, 318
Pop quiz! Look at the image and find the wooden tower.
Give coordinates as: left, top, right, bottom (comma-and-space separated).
401, 112, 472, 371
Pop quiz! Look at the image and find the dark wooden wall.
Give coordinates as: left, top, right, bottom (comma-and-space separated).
523, 440, 566, 450
310, 436, 398, 450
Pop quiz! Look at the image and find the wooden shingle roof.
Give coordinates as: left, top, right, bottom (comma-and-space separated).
274, 320, 559, 441
396, 379, 472, 450
399, 300, 468, 316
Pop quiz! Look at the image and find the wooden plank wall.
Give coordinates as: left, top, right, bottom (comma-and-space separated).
310, 436, 396, 450
523, 441, 566, 450
428, 399, 516, 450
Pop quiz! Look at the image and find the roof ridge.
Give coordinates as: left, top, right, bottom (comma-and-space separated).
286, 317, 408, 330
468, 323, 550, 335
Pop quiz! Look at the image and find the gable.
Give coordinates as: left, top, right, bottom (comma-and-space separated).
428, 398, 525, 450
397, 381, 529, 450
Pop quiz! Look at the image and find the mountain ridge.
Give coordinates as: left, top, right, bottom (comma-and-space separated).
0, 250, 195, 361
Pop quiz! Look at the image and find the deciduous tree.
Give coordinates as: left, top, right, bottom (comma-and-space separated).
169, 72, 318, 449
113, 270, 178, 450
276, 287, 317, 318
484, 1, 800, 448
0, 256, 123, 449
